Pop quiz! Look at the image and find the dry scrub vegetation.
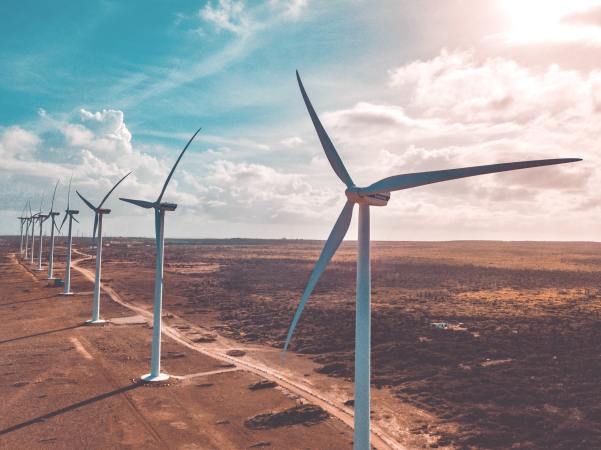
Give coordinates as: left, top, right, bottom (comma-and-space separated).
97, 239, 601, 449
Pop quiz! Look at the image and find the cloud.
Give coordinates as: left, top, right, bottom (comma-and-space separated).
199, 159, 326, 223
200, 0, 249, 35
270, 0, 308, 20
0, 126, 40, 160
388, 49, 601, 123
280, 136, 303, 147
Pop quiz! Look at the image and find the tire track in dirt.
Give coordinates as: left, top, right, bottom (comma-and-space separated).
74, 334, 171, 449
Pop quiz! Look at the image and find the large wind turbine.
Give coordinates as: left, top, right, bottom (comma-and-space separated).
77, 173, 131, 323
120, 127, 201, 382
46, 180, 61, 280
284, 71, 581, 450
59, 177, 79, 295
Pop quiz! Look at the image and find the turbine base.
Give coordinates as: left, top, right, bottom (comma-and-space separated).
86, 318, 107, 325
141, 372, 169, 383
60, 292, 74, 296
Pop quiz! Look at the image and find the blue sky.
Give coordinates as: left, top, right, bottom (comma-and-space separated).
2, 0, 601, 240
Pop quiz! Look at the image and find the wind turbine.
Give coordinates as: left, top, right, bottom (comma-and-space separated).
59, 176, 79, 295
283, 71, 582, 450
32, 196, 46, 269
120, 127, 201, 382
23, 201, 31, 260
46, 180, 61, 280
29, 200, 39, 265
77, 172, 131, 324
18, 201, 28, 256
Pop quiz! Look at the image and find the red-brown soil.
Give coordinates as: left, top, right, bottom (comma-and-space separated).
0, 238, 353, 449
89, 238, 601, 449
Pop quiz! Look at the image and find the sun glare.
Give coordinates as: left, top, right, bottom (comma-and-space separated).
500, 0, 601, 42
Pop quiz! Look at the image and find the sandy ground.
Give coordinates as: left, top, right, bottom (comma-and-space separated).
0, 240, 356, 449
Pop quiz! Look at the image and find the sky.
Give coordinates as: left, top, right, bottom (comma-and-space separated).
1, 0, 601, 240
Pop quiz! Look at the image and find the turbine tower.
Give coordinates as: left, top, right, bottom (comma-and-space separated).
36, 210, 49, 272
284, 71, 582, 450
77, 172, 131, 324
120, 127, 201, 382
23, 201, 32, 260
59, 177, 79, 295
33, 196, 46, 269
29, 200, 39, 265
18, 201, 28, 256
46, 180, 61, 280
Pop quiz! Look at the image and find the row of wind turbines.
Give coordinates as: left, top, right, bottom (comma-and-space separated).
15, 73, 582, 450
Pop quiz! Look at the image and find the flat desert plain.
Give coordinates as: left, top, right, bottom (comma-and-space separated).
2, 237, 601, 449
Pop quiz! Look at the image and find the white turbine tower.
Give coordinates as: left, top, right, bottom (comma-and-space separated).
18, 202, 28, 256
29, 199, 40, 265
283, 71, 582, 450
77, 172, 131, 324
59, 177, 79, 295
35, 197, 48, 271
46, 180, 61, 280
120, 127, 201, 382
23, 201, 32, 260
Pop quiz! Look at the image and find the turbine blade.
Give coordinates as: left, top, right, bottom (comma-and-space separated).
296, 71, 354, 188
359, 158, 583, 195
157, 127, 201, 203
119, 198, 156, 209
67, 175, 72, 211
282, 200, 355, 354
49, 179, 60, 213
76, 191, 97, 211
72, 215, 80, 224
93, 213, 98, 242
59, 213, 68, 231
98, 171, 132, 209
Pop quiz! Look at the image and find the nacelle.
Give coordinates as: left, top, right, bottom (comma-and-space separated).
159, 202, 178, 212
345, 189, 390, 206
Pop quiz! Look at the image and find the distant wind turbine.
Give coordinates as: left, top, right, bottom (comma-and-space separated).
77, 172, 131, 324
18, 201, 28, 256
46, 180, 61, 280
29, 199, 39, 265
59, 176, 79, 295
34, 196, 48, 271
284, 71, 582, 450
23, 201, 32, 259
120, 127, 201, 382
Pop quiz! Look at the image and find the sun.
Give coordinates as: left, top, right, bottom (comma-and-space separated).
499, 0, 601, 42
